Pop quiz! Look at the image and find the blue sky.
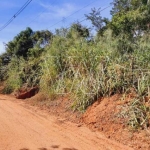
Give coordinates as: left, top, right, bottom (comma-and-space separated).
0, 0, 113, 54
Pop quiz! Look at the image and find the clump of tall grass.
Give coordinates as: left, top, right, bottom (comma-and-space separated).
3, 57, 23, 93
119, 98, 150, 130
3, 53, 42, 93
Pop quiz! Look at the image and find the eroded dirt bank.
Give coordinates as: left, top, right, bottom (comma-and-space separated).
0, 94, 133, 150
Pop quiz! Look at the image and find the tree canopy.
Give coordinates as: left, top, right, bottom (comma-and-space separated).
110, 0, 150, 36
85, 8, 109, 35
6, 27, 52, 59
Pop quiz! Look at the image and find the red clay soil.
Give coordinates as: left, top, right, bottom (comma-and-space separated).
0, 94, 133, 150
15, 86, 39, 99
26, 93, 150, 150
26, 93, 82, 123
81, 94, 150, 150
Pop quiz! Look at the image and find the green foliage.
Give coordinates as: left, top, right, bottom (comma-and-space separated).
120, 98, 150, 130
85, 7, 109, 35
55, 28, 69, 37
32, 30, 52, 46
6, 27, 34, 58
2, 48, 43, 93
0, 52, 10, 81
27, 45, 44, 58
21, 57, 42, 87
110, 0, 150, 36
6, 28, 52, 59
85, 8, 104, 31
67, 22, 89, 38
0, 27, 52, 92
3, 57, 23, 93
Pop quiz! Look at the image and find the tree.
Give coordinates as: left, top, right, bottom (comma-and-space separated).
6, 27, 33, 58
28, 30, 52, 57
110, 0, 131, 16
85, 8, 109, 35
0, 52, 11, 65
111, 0, 149, 15
67, 22, 89, 38
32, 30, 53, 47
110, 0, 150, 36
6, 28, 53, 59
55, 28, 69, 37
85, 8, 103, 31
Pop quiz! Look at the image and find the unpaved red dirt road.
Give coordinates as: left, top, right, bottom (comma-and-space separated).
0, 94, 133, 150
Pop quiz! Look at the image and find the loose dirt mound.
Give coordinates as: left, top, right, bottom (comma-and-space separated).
82, 94, 150, 150
82, 95, 123, 133
15, 87, 39, 99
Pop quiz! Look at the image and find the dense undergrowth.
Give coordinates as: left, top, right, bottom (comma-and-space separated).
41, 30, 150, 107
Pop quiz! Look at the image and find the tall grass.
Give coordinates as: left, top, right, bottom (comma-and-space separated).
3, 54, 42, 93
3, 57, 23, 93
39, 29, 150, 112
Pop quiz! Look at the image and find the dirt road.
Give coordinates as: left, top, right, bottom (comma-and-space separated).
0, 94, 133, 150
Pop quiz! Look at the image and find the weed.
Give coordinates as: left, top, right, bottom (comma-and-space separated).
119, 98, 150, 130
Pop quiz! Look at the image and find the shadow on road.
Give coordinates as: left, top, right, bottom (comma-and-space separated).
20, 147, 78, 150
20, 148, 48, 150
62, 148, 78, 150
51, 145, 60, 148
